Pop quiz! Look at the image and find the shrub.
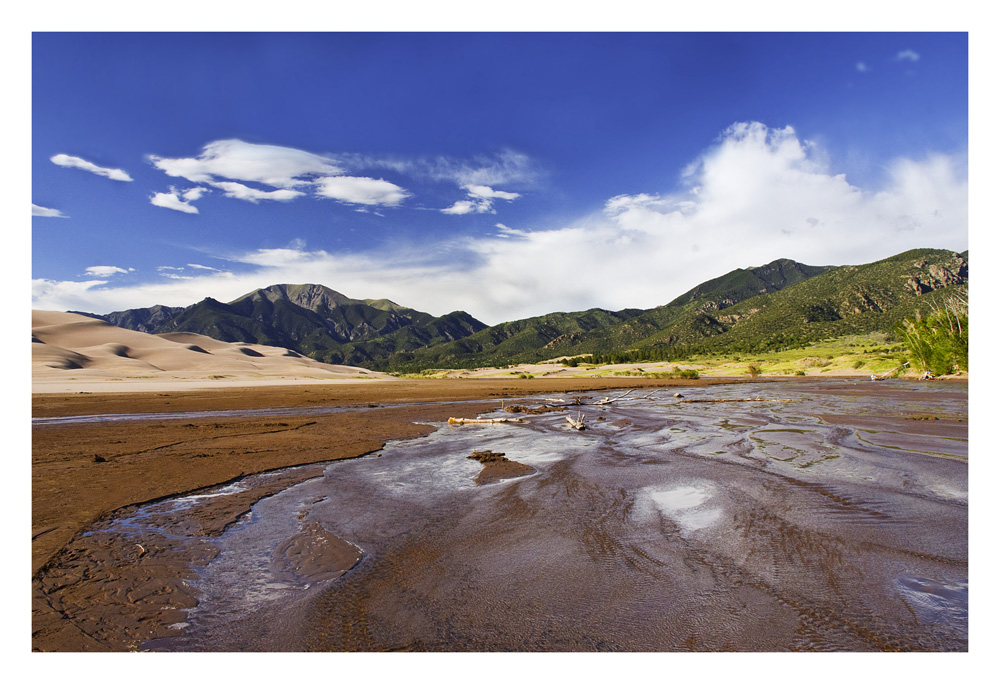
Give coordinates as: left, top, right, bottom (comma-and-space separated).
898, 290, 968, 375
747, 364, 762, 379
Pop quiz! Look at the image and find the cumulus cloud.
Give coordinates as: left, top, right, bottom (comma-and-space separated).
149, 139, 341, 188
442, 184, 521, 215
84, 266, 132, 277
33, 123, 967, 325
32, 204, 68, 218
896, 49, 920, 62
50, 154, 133, 181
150, 186, 206, 214
314, 176, 410, 207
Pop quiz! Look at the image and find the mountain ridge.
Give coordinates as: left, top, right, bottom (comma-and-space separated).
79, 249, 967, 371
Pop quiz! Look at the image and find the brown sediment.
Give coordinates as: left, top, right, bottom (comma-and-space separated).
468, 449, 536, 485
32, 376, 718, 651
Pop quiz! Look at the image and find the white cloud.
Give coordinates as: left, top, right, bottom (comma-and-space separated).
441, 199, 479, 215
314, 176, 410, 206
441, 184, 521, 215
149, 139, 342, 188
84, 266, 132, 277
209, 181, 304, 203
896, 49, 920, 62
32, 204, 68, 218
33, 123, 967, 326
467, 185, 520, 201
50, 154, 133, 181
187, 263, 219, 271
150, 186, 204, 214
856, 62, 870, 72
32, 279, 111, 309
146, 142, 538, 214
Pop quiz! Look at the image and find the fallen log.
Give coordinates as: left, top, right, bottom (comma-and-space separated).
566, 413, 586, 430
448, 417, 531, 425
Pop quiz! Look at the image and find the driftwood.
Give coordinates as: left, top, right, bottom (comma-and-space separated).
677, 397, 792, 403
595, 389, 660, 405
448, 417, 531, 425
595, 389, 635, 405
565, 413, 586, 430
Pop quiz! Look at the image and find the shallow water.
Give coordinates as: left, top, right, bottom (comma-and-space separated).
66, 379, 969, 651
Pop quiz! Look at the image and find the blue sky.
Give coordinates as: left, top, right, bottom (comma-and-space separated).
31, 30, 969, 324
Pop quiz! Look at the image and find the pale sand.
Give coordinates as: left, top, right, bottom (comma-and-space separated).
32, 310, 393, 393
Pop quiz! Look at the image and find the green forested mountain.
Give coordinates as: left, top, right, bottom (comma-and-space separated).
81, 249, 967, 371
88, 284, 488, 367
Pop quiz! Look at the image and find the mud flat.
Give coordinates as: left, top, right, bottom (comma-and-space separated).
32, 378, 967, 651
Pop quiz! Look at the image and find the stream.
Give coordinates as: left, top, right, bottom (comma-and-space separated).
47, 379, 969, 651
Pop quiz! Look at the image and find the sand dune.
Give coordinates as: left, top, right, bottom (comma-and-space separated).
32, 310, 390, 393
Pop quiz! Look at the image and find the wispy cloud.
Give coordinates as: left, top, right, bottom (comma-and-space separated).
50, 154, 133, 181
442, 184, 521, 215
33, 123, 967, 324
856, 62, 870, 73
32, 203, 68, 218
896, 49, 920, 62
347, 148, 540, 189
150, 186, 206, 214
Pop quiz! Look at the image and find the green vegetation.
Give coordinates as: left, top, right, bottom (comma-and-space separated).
610, 367, 700, 379
898, 290, 968, 375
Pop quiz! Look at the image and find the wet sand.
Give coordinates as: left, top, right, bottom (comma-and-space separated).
32, 376, 720, 651
32, 377, 967, 652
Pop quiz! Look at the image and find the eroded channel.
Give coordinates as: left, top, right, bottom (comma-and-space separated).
38, 379, 968, 651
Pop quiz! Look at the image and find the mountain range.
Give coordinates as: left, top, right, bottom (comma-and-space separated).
77, 248, 968, 371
